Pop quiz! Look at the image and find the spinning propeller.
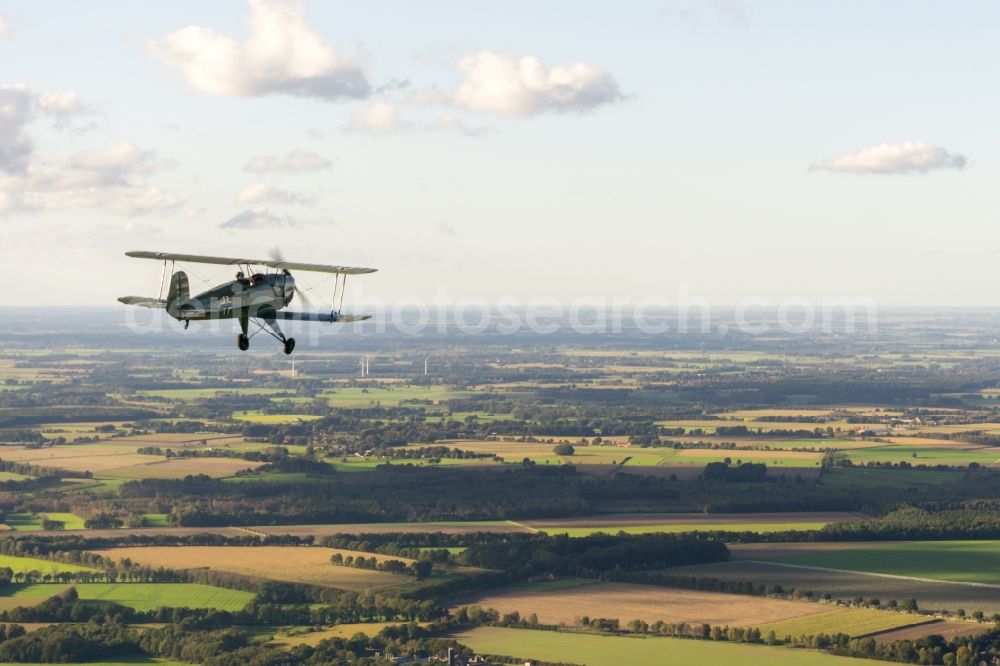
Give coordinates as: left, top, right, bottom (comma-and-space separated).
269, 247, 313, 307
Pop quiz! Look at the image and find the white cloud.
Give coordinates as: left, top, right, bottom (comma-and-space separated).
237, 182, 316, 205
433, 113, 487, 137
348, 102, 405, 134
0, 85, 35, 174
0, 140, 187, 217
36, 92, 83, 118
0, 17, 8, 39
184, 207, 206, 220
147, 0, 370, 102
811, 142, 968, 175
345, 103, 486, 137
0, 85, 98, 175
450, 51, 623, 116
244, 147, 330, 174
221, 207, 293, 229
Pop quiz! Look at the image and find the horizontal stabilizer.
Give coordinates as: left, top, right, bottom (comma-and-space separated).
118, 296, 167, 309
273, 311, 371, 323
125, 251, 376, 275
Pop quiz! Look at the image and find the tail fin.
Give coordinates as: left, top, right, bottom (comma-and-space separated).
166, 270, 189, 316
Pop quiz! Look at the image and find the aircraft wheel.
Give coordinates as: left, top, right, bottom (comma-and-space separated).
283, 338, 296, 355
237, 334, 250, 351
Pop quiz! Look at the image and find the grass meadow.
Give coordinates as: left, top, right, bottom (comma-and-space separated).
449, 627, 888, 666
0, 582, 254, 611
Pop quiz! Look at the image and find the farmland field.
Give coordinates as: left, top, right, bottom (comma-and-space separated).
842, 446, 1000, 467
102, 457, 264, 479
0, 554, 95, 574
668, 559, 1000, 614
0, 583, 254, 611
142, 387, 296, 400
273, 622, 423, 646
733, 541, 1000, 585
446, 440, 824, 467
0, 656, 190, 666
94, 546, 415, 591
753, 606, 926, 638
459, 581, 837, 627
252, 521, 526, 537
0, 445, 166, 473
450, 626, 888, 666
523, 512, 862, 536
39, 512, 87, 529
871, 620, 990, 643
321, 386, 475, 407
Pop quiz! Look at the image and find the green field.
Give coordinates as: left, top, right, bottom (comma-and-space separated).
449, 441, 823, 468
0, 471, 32, 481
538, 522, 830, 537
0, 554, 95, 574
754, 606, 925, 638
3, 583, 255, 611
325, 456, 481, 473
450, 627, 886, 666
762, 541, 1000, 585
820, 467, 964, 490
41, 512, 87, 529
3, 512, 42, 531
140, 513, 171, 527
7, 657, 190, 666
842, 446, 1000, 467
143, 387, 296, 399
232, 411, 323, 424
321, 385, 475, 407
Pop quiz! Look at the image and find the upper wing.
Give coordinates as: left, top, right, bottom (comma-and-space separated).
118, 296, 167, 309
272, 311, 371, 323
125, 251, 377, 275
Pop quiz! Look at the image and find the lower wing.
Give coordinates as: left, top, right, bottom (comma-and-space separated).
118, 296, 167, 309
273, 311, 371, 323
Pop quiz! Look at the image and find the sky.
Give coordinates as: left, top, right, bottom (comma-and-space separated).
1, 0, 998, 308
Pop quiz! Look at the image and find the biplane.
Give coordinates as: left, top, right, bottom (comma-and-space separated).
118, 251, 376, 354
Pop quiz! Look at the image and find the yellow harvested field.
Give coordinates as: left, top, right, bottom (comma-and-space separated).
112, 434, 246, 446
273, 622, 422, 646
102, 457, 264, 479
94, 546, 414, 591
463, 582, 834, 627
883, 436, 988, 448
903, 423, 1000, 435
0, 445, 165, 472
725, 409, 841, 418
754, 606, 925, 638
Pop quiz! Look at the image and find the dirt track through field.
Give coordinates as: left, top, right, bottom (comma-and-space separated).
741, 560, 1000, 590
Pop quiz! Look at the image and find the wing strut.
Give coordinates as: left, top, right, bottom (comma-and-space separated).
333, 274, 349, 315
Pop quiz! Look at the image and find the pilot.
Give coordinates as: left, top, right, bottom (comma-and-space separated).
236, 271, 250, 286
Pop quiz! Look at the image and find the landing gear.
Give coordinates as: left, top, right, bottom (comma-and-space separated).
184, 320, 190, 330
238, 308, 296, 354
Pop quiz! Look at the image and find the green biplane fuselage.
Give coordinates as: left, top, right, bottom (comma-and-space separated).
119, 251, 376, 355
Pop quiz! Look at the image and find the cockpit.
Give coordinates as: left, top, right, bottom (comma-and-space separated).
235, 271, 268, 287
